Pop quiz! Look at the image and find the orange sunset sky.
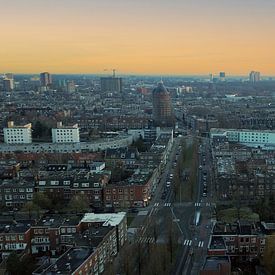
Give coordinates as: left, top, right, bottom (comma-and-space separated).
1, 0, 275, 75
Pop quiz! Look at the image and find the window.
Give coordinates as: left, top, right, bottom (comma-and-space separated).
50, 181, 59, 186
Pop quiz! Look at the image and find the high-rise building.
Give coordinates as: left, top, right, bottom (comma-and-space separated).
249, 71, 261, 83
66, 80, 76, 93
40, 72, 52, 87
219, 72, 226, 81
100, 77, 122, 92
100, 70, 122, 92
4, 121, 32, 144
3, 79, 14, 92
3, 73, 14, 92
152, 81, 174, 127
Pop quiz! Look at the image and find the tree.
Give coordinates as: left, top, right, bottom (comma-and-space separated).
23, 201, 39, 219
6, 252, 21, 275
33, 192, 52, 210
6, 252, 35, 275
32, 121, 50, 138
69, 194, 89, 214
263, 234, 275, 274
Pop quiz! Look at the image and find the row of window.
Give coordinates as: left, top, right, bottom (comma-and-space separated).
0, 234, 24, 241
3, 188, 33, 193
3, 194, 33, 200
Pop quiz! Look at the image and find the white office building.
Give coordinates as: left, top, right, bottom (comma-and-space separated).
4, 121, 32, 144
52, 122, 80, 143
210, 128, 275, 148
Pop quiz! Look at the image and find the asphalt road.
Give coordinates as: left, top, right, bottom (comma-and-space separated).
128, 135, 215, 275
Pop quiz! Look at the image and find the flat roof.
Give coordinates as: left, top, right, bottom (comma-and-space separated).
81, 212, 126, 226
203, 256, 230, 270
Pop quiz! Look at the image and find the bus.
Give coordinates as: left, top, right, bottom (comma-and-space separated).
194, 210, 201, 226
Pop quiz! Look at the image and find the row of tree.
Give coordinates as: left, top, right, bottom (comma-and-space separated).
23, 192, 90, 218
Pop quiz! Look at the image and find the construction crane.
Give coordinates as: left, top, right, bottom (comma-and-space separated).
103, 68, 117, 78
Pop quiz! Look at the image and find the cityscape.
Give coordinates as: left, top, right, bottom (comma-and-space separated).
1, 1, 275, 275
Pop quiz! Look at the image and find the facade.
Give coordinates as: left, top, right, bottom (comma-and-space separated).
249, 71, 261, 83
40, 72, 52, 87
100, 77, 123, 92
210, 128, 275, 148
52, 122, 80, 143
32, 212, 126, 275
0, 134, 133, 154
152, 81, 174, 127
4, 121, 32, 144
3, 79, 14, 92
36, 172, 109, 208
0, 180, 34, 208
208, 221, 266, 262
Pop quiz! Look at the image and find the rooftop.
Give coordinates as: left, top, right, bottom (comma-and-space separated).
0, 219, 35, 234
203, 256, 230, 270
81, 212, 126, 227
41, 247, 93, 275
209, 236, 226, 250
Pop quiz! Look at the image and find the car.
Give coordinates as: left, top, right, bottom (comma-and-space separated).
199, 165, 202, 169
166, 181, 171, 187
202, 192, 207, 197
128, 208, 138, 213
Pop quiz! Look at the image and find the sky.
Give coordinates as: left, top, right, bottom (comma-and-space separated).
1, 0, 275, 75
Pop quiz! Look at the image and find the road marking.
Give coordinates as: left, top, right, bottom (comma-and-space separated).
184, 239, 192, 246
164, 203, 171, 207
198, 241, 204, 248
154, 202, 159, 207
195, 202, 201, 207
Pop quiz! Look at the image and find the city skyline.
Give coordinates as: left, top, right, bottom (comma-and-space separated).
1, 0, 275, 75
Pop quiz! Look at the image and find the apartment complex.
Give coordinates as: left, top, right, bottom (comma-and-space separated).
52, 122, 80, 143
210, 128, 275, 148
4, 121, 32, 144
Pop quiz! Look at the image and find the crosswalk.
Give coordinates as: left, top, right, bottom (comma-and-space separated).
183, 239, 192, 246
137, 236, 155, 243
183, 239, 204, 248
154, 202, 171, 207
198, 241, 204, 248
194, 202, 211, 207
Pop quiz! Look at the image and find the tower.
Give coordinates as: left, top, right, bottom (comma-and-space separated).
152, 81, 174, 127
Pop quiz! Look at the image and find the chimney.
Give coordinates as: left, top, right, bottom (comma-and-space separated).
8, 121, 14, 128
57, 122, 63, 128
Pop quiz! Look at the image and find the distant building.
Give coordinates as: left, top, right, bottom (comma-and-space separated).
4, 121, 32, 144
3, 79, 14, 92
52, 122, 80, 143
40, 72, 52, 87
152, 81, 174, 127
66, 80, 76, 93
220, 72, 226, 81
249, 71, 261, 83
210, 128, 275, 148
100, 76, 123, 92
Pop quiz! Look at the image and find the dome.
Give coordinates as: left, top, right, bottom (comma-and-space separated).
152, 81, 169, 95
